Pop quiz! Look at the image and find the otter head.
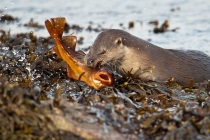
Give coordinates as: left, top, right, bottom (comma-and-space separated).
84, 29, 128, 69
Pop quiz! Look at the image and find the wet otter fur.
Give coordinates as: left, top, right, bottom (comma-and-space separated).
84, 29, 210, 85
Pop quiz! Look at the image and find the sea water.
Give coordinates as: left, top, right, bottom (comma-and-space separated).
1, 0, 210, 54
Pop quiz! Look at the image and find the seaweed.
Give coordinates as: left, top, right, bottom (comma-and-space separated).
149, 19, 180, 33
0, 18, 210, 140
24, 19, 44, 29
0, 14, 18, 23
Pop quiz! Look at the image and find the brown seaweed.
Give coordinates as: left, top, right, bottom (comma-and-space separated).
0, 15, 210, 140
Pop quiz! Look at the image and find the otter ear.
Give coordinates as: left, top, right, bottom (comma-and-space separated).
115, 37, 123, 46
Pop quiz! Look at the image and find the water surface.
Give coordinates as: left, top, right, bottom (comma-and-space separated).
1, 0, 210, 54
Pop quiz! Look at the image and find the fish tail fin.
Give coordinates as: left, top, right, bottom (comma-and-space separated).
45, 17, 66, 41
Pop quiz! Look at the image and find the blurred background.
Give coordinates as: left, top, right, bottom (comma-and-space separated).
1, 0, 210, 54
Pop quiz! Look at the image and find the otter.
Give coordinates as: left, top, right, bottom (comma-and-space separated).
84, 29, 210, 85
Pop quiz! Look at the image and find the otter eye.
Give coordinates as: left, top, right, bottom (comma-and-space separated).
99, 50, 106, 55
115, 37, 122, 46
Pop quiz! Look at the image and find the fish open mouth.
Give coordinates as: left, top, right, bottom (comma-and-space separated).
99, 73, 109, 80
94, 69, 113, 87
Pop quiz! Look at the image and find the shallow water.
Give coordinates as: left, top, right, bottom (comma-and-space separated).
1, 0, 210, 54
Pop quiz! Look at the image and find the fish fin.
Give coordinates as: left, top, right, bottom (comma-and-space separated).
66, 65, 78, 80
52, 45, 62, 58
45, 17, 66, 40
50, 18, 66, 38
62, 36, 77, 50
45, 19, 57, 40
45, 18, 66, 58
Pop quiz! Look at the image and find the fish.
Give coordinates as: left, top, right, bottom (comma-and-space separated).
45, 17, 113, 90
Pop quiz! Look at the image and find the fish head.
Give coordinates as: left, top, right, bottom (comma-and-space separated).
90, 67, 114, 90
